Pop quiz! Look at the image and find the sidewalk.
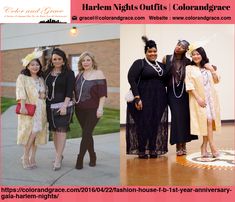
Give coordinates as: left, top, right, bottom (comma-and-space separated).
1, 106, 120, 186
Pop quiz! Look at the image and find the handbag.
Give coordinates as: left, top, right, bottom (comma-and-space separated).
125, 59, 144, 103
15, 103, 36, 116
50, 101, 74, 128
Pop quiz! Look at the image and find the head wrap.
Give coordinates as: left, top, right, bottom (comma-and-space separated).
178, 40, 190, 50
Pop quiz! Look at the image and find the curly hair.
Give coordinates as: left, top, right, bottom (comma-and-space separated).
78, 51, 98, 72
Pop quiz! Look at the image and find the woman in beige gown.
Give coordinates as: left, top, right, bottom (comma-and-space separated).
185, 47, 221, 158
16, 51, 48, 169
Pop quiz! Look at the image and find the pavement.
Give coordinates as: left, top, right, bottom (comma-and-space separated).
0, 106, 120, 186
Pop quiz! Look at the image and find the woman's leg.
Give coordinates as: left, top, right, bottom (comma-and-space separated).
201, 136, 209, 157
23, 133, 37, 169
29, 139, 37, 168
207, 120, 218, 157
75, 109, 99, 168
53, 132, 57, 154
53, 132, 66, 170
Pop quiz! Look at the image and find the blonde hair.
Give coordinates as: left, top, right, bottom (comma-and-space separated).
78, 51, 98, 72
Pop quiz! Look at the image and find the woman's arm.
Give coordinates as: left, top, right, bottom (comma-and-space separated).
58, 71, 75, 115
189, 89, 206, 108
127, 59, 143, 97
204, 63, 220, 84
97, 96, 106, 118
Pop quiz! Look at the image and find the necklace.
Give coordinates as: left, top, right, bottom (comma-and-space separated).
45, 73, 60, 101
172, 76, 184, 98
144, 58, 163, 77
74, 70, 94, 104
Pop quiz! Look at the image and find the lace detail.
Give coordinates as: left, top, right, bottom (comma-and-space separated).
32, 78, 44, 133
126, 106, 168, 155
201, 69, 216, 120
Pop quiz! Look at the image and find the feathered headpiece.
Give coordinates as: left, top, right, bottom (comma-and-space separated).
22, 48, 43, 67
142, 36, 157, 53
187, 34, 216, 56
188, 40, 208, 56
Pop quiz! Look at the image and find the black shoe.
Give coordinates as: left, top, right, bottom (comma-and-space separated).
89, 152, 96, 167
75, 154, 83, 169
138, 152, 148, 159
149, 151, 158, 158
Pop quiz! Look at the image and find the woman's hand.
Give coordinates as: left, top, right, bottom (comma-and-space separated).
134, 98, 143, 110
20, 105, 28, 114
57, 105, 67, 116
196, 97, 207, 108
204, 63, 216, 72
96, 108, 103, 118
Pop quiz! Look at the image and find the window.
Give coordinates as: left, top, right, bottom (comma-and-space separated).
69, 54, 80, 76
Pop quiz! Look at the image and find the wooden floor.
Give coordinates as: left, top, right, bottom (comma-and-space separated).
120, 123, 235, 186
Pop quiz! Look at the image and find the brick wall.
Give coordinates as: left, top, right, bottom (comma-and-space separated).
1, 39, 120, 109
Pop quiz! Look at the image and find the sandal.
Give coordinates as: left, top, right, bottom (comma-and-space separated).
29, 158, 37, 169
53, 156, 62, 171
21, 156, 33, 170
176, 150, 184, 156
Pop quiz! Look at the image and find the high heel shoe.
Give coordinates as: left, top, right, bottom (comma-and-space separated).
212, 151, 220, 158
21, 156, 33, 170
176, 144, 184, 156
53, 157, 62, 171
52, 155, 63, 163
29, 158, 37, 169
201, 152, 210, 158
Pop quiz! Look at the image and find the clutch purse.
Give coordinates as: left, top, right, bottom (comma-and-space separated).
15, 103, 36, 116
125, 90, 134, 102
50, 101, 74, 128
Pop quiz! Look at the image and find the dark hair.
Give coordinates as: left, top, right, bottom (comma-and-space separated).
191, 47, 209, 68
142, 36, 157, 53
45, 48, 70, 75
20, 59, 43, 77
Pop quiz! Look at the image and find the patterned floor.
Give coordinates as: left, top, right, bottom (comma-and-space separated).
177, 150, 235, 170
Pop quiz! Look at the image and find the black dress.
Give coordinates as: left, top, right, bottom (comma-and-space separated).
44, 70, 75, 132
166, 55, 198, 145
126, 59, 169, 155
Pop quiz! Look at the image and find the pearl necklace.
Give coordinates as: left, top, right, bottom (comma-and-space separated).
144, 58, 163, 77
74, 70, 94, 104
45, 73, 60, 101
172, 76, 185, 99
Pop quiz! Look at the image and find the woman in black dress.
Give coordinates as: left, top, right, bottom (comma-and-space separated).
162, 40, 198, 156
74, 51, 107, 169
44, 48, 75, 170
126, 36, 169, 159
